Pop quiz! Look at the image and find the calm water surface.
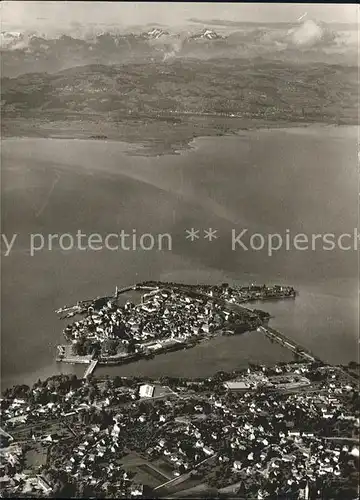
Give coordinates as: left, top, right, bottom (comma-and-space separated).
1, 126, 358, 389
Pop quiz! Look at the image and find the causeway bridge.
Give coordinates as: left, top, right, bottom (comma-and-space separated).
258, 325, 323, 364
84, 359, 98, 378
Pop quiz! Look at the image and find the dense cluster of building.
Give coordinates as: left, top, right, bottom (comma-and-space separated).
1, 362, 358, 498
208, 283, 296, 303
60, 286, 255, 361
139, 281, 296, 304
1, 282, 355, 498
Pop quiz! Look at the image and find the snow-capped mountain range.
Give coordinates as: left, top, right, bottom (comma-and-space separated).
0, 27, 228, 50
189, 29, 225, 40
0, 22, 347, 51
144, 28, 170, 40
1, 22, 356, 78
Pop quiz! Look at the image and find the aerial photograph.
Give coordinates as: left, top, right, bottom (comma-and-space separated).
0, 1, 359, 498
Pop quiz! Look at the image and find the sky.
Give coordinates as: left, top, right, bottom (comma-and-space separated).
1, 2, 359, 32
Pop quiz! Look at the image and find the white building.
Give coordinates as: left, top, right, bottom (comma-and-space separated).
224, 380, 251, 390
203, 446, 214, 456
139, 384, 155, 398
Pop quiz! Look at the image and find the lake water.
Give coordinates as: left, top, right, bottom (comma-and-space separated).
1, 126, 358, 389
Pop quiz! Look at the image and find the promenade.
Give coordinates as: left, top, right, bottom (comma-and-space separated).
56, 345, 92, 364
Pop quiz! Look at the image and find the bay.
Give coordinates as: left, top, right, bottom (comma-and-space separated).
1, 125, 358, 389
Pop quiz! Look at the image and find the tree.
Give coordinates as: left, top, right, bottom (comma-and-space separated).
90, 342, 101, 358
73, 339, 86, 356
101, 339, 118, 356
4, 384, 30, 399
113, 376, 123, 388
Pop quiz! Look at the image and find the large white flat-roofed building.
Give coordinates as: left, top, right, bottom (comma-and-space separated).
139, 384, 155, 398
224, 380, 251, 390
146, 342, 163, 351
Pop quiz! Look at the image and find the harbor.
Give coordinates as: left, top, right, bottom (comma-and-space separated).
54, 281, 313, 380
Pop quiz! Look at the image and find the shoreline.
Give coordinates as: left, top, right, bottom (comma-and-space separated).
55, 281, 296, 374
2, 118, 357, 157
1, 126, 357, 391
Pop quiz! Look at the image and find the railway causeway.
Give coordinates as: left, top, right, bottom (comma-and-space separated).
84, 359, 98, 378
258, 325, 323, 364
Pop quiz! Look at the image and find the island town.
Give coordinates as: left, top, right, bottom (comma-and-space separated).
55, 282, 297, 377
0, 281, 358, 498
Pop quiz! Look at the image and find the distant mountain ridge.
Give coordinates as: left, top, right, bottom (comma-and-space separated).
2, 57, 358, 153
0, 27, 222, 49
1, 20, 357, 78
144, 28, 169, 39
189, 29, 225, 40
2, 58, 357, 124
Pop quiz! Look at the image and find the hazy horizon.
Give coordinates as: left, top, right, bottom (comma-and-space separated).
2, 2, 359, 33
